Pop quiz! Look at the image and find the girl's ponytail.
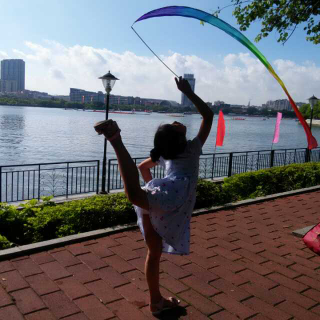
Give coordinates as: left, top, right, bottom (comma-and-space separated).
150, 148, 161, 162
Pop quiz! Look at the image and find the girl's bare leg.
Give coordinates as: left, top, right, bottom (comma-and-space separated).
96, 120, 148, 210
142, 215, 163, 306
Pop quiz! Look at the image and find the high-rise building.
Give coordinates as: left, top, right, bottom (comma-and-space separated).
0, 59, 25, 92
0, 80, 17, 93
181, 74, 195, 106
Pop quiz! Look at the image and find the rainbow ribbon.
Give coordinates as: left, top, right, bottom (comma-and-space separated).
133, 6, 318, 149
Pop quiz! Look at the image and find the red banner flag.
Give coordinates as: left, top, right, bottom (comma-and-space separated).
216, 110, 225, 147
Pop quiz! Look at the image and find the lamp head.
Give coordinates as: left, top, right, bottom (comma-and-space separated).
99, 71, 119, 94
308, 95, 318, 109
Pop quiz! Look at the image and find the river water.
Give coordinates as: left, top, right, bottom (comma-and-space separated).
1, 105, 320, 166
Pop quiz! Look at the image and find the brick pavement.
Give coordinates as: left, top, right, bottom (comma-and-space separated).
0, 190, 319, 319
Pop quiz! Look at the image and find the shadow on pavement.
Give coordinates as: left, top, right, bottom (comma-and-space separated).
153, 306, 187, 319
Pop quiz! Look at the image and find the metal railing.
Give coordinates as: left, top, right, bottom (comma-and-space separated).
1, 147, 319, 202
107, 147, 320, 192
0, 160, 100, 203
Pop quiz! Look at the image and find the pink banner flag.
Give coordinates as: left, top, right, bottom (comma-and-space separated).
272, 112, 282, 144
216, 110, 225, 147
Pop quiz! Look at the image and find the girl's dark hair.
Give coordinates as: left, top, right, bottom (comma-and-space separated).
150, 124, 187, 162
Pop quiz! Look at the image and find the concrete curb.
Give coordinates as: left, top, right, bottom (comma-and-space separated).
292, 225, 315, 238
193, 185, 320, 216
1, 185, 319, 261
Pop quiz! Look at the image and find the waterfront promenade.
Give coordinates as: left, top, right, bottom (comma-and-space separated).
0, 190, 319, 319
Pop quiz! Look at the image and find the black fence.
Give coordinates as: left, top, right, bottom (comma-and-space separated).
107, 147, 320, 192
1, 148, 319, 203
0, 160, 100, 203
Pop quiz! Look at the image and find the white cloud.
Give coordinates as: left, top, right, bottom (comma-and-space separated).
0, 51, 8, 59
9, 41, 320, 105
49, 68, 65, 80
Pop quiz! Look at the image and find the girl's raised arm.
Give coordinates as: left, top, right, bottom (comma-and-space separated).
175, 77, 213, 146
138, 157, 157, 183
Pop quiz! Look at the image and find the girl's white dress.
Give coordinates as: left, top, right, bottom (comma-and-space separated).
134, 137, 202, 255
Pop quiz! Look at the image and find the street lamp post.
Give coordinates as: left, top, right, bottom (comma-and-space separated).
99, 71, 119, 193
308, 95, 318, 133
306, 95, 318, 162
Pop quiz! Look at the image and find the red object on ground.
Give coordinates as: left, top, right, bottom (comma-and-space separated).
303, 223, 320, 255
216, 110, 225, 147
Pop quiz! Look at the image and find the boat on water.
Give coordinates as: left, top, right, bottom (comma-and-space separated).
167, 114, 184, 118
231, 117, 246, 120
110, 110, 135, 114
92, 110, 135, 114
135, 112, 151, 115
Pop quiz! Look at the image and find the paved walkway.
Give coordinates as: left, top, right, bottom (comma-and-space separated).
0, 191, 320, 319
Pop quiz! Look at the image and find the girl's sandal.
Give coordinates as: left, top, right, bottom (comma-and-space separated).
151, 297, 180, 316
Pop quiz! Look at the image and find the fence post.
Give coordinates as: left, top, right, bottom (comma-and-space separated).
0, 167, 2, 203
107, 160, 111, 193
66, 162, 69, 199
270, 150, 275, 168
38, 164, 41, 200
211, 154, 215, 179
96, 160, 100, 194
228, 153, 233, 177
305, 148, 310, 163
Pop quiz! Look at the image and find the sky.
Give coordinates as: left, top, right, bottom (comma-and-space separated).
1, 0, 319, 105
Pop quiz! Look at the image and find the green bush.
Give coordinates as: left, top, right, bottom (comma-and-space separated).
0, 162, 319, 249
0, 235, 13, 249
0, 202, 29, 245
222, 162, 320, 201
27, 193, 135, 242
195, 180, 229, 209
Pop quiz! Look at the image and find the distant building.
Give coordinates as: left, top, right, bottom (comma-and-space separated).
265, 99, 292, 111
0, 80, 17, 93
181, 74, 195, 107
69, 88, 180, 107
218, 103, 230, 109
214, 100, 225, 106
17, 90, 51, 99
109, 95, 135, 105
140, 98, 179, 107
230, 104, 246, 108
53, 95, 70, 101
264, 99, 307, 111
70, 88, 105, 103
159, 100, 180, 108
0, 59, 25, 92
229, 106, 245, 114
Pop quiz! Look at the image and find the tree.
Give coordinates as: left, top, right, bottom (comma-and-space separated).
247, 107, 258, 115
299, 102, 320, 119
226, 0, 320, 45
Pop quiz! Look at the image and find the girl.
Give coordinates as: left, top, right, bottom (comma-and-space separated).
94, 77, 213, 315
